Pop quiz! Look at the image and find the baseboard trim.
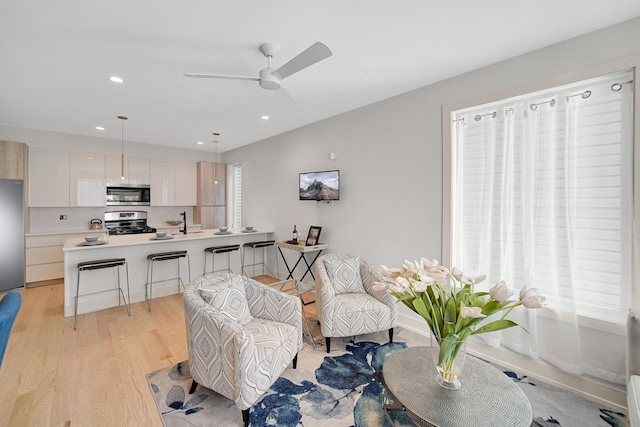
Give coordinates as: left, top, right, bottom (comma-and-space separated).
26, 278, 62, 288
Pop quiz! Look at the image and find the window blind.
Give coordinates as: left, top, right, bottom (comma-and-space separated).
451, 70, 633, 323
232, 164, 242, 228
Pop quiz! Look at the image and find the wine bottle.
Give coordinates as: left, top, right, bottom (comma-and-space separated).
292, 224, 298, 243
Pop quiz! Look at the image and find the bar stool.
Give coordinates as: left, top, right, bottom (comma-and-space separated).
204, 244, 240, 275
75, 258, 130, 330
241, 240, 276, 277
145, 250, 191, 311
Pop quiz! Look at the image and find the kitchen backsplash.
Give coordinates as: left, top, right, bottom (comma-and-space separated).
28, 206, 196, 234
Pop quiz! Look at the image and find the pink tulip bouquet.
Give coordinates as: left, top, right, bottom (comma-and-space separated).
373, 258, 545, 385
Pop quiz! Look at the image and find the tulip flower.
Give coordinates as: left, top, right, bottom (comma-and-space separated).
460, 306, 486, 318
412, 280, 431, 292
489, 281, 512, 301
421, 258, 439, 269
520, 287, 546, 308
394, 276, 411, 292
452, 267, 464, 281
379, 265, 401, 278
471, 274, 487, 284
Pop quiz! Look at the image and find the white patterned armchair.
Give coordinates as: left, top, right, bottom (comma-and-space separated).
315, 253, 397, 353
183, 273, 302, 427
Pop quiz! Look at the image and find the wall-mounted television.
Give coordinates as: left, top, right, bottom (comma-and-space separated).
299, 170, 340, 201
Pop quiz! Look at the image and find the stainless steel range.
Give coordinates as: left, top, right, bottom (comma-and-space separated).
105, 211, 157, 235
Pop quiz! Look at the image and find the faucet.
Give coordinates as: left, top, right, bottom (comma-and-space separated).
181, 211, 187, 235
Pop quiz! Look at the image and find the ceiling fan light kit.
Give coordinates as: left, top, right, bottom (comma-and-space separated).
184, 41, 332, 109
259, 68, 280, 90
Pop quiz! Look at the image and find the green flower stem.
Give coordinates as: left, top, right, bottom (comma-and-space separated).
500, 301, 521, 320
436, 338, 464, 382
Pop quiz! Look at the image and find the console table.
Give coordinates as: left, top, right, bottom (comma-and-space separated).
382, 346, 532, 427
263, 278, 320, 349
275, 241, 328, 282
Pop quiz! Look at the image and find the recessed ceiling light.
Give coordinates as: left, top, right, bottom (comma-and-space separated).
95, 126, 104, 130
261, 115, 269, 120
110, 76, 124, 83
197, 141, 204, 145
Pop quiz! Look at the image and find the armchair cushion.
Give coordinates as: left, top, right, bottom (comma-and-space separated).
323, 253, 365, 294
198, 275, 253, 326
332, 293, 393, 337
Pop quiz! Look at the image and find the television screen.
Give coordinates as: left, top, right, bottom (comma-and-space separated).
299, 170, 340, 201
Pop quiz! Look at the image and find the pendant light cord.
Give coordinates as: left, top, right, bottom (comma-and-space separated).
213, 132, 220, 184
118, 116, 128, 180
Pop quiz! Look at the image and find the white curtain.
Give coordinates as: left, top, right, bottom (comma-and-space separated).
450, 70, 634, 384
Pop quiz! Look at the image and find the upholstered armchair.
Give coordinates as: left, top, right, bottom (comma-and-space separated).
183, 273, 302, 427
315, 253, 397, 353
0, 292, 21, 367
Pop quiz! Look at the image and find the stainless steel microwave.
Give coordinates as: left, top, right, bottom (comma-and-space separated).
106, 184, 151, 206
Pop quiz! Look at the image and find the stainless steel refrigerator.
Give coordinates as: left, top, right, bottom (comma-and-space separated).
0, 179, 24, 291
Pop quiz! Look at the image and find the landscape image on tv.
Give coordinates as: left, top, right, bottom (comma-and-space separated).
299, 170, 340, 201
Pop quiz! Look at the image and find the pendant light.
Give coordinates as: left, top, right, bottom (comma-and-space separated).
118, 115, 128, 180
213, 132, 220, 184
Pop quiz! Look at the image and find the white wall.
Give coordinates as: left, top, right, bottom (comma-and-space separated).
224, 17, 640, 269
221, 18, 640, 407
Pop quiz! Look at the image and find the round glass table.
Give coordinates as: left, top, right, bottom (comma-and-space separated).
382, 346, 533, 427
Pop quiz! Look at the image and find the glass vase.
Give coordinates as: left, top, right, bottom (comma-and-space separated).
430, 334, 467, 390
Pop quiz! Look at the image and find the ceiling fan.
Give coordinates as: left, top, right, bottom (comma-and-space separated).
183, 41, 332, 110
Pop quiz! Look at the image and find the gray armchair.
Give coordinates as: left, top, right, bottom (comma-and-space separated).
183, 273, 302, 427
315, 253, 397, 353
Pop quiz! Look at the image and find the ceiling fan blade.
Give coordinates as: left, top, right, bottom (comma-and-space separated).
273, 86, 301, 111
183, 73, 259, 82
271, 42, 332, 80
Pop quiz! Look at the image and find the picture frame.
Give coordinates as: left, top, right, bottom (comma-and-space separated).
306, 226, 322, 246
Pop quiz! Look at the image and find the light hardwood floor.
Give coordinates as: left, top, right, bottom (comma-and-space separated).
0, 275, 313, 427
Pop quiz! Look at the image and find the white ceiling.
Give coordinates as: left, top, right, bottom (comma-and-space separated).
1, 1, 639, 154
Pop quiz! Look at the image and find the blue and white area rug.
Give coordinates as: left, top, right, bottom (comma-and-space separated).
146, 331, 628, 427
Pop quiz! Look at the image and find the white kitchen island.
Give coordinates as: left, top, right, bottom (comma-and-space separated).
62, 228, 273, 317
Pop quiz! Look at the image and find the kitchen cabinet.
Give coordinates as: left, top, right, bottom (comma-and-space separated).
0, 140, 27, 180
175, 160, 197, 206
150, 158, 176, 206
195, 162, 226, 228
150, 159, 196, 206
26, 232, 102, 285
69, 151, 105, 206
28, 146, 70, 207
106, 154, 150, 185
197, 206, 226, 229
197, 162, 226, 206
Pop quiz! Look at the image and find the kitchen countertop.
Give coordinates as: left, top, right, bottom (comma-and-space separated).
26, 223, 203, 237
62, 227, 274, 318
62, 227, 270, 251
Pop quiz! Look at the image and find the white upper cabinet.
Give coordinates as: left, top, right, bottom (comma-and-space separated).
149, 159, 197, 206
150, 158, 175, 206
175, 160, 197, 206
106, 154, 150, 185
69, 151, 105, 206
28, 146, 70, 207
